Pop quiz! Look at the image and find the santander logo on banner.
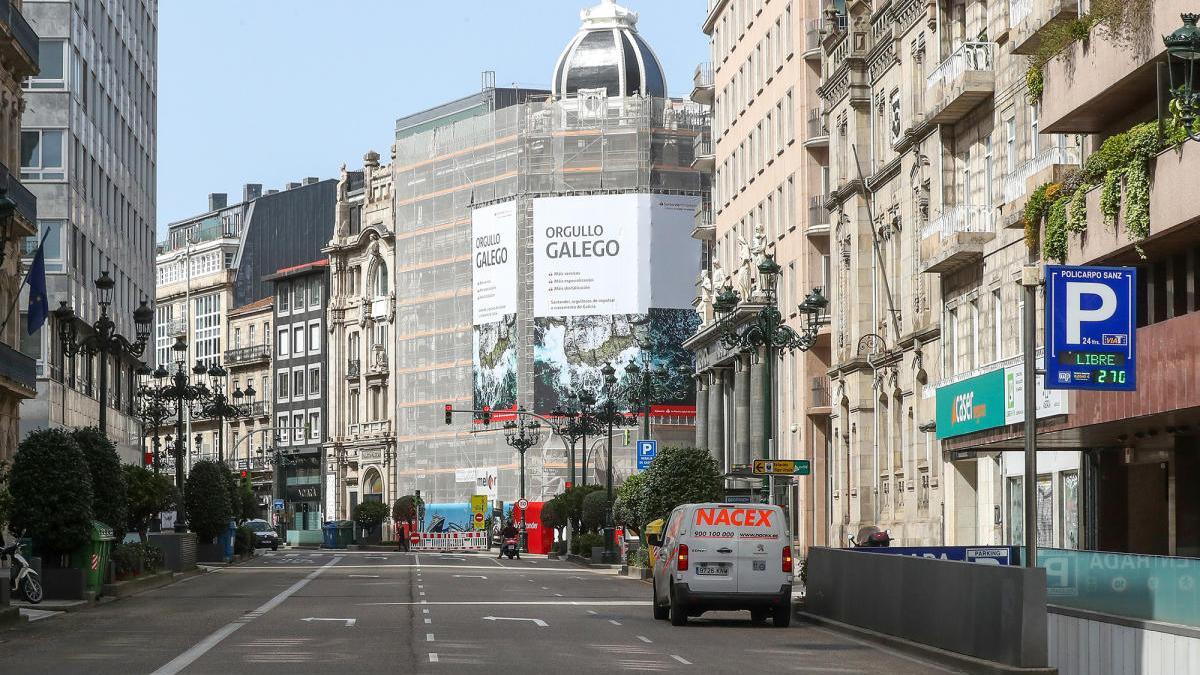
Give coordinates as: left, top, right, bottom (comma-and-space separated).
694, 508, 774, 528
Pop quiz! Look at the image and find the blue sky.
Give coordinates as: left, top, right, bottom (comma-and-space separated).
157, 1, 709, 232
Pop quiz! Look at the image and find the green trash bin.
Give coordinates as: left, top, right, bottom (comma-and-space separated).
334, 520, 355, 548
71, 521, 115, 595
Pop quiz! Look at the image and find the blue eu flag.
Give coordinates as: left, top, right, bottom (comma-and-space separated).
26, 238, 47, 335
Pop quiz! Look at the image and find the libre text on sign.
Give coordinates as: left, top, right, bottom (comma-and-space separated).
1045, 265, 1137, 391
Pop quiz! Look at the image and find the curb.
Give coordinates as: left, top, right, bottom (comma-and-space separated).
101, 570, 177, 598
796, 611, 1057, 675
0, 606, 20, 627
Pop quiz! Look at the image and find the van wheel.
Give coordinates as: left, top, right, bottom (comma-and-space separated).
772, 600, 792, 628
669, 584, 688, 626
652, 581, 669, 620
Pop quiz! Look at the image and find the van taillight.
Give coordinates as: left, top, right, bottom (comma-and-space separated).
782, 545, 793, 574
677, 544, 689, 572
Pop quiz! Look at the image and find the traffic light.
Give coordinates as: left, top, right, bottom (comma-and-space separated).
481, 405, 491, 426
623, 429, 631, 444
444, 404, 453, 425
241, 470, 248, 479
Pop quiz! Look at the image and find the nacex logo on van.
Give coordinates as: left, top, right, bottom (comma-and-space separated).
694, 508, 774, 527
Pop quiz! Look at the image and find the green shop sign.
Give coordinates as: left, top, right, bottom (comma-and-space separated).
935, 369, 1006, 439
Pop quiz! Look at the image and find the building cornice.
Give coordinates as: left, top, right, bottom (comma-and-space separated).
702, 0, 729, 35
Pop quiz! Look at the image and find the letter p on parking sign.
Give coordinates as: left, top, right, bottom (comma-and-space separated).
1045, 265, 1137, 392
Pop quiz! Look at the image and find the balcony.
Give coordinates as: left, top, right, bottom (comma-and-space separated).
692, 205, 715, 241
803, 19, 822, 61
224, 343, 271, 367
804, 109, 828, 148
1001, 144, 1081, 225
809, 377, 832, 415
920, 205, 996, 274
1010, 0, 1079, 56
691, 131, 714, 172
347, 420, 393, 440
0, 160, 35, 236
346, 359, 361, 379
0, 342, 35, 396
247, 400, 270, 418
691, 63, 714, 106
164, 318, 188, 337
367, 346, 389, 375
0, 0, 38, 77
1041, 0, 1182, 133
924, 42, 996, 125
807, 196, 830, 236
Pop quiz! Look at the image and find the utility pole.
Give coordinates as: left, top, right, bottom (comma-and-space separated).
1021, 264, 1040, 568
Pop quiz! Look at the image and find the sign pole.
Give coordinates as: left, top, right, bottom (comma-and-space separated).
1021, 265, 1039, 569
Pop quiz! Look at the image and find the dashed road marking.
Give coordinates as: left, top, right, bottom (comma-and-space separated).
636, 636, 652, 643
671, 655, 692, 665
429, 653, 439, 663
427, 633, 435, 642
425, 618, 432, 624
608, 619, 622, 626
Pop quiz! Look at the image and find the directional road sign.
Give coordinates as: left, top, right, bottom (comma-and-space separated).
752, 459, 811, 476
636, 439, 658, 471
1045, 265, 1137, 391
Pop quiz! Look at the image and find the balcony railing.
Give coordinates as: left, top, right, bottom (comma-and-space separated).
0, 0, 38, 74
691, 131, 714, 172
811, 377, 831, 408
808, 196, 830, 230
0, 159, 35, 231
164, 318, 188, 337
346, 359, 361, 379
1001, 144, 1082, 205
804, 19, 822, 57
807, 109, 828, 140
1009, 0, 1034, 27
0, 342, 35, 393
692, 205, 715, 240
224, 343, 271, 366
926, 42, 995, 89
921, 205, 995, 240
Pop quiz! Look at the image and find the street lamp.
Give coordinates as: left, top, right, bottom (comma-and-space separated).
623, 359, 694, 443
135, 362, 174, 474
195, 361, 257, 464
1165, 13, 1200, 141
53, 271, 154, 436
598, 362, 638, 563
712, 252, 828, 504
503, 411, 543, 552
549, 390, 602, 487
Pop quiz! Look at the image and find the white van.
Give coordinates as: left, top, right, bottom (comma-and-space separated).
648, 503, 793, 627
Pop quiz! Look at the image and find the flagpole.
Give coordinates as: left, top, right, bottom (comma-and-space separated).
0, 228, 50, 333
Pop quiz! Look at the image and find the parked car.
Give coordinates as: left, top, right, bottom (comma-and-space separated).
245, 519, 279, 551
649, 503, 792, 627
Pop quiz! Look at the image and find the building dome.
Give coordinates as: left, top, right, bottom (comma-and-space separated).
552, 0, 667, 100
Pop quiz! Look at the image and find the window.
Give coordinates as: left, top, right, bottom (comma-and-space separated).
969, 300, 979, 370
308, 410, 321, 441
308, 365, 321, 397
348, 389, 360, 425
232, 327, 241, 349
1030, 103, 1041, 157
992, 289, 1003, 361
371, 260, 388, 297
292, 282, 305, 310
348, 331, 360, 358
193, 294, 222, 363
277, 285, 290, 313
308, 321, 321, 354
277, 413, 290, 444
945, 308, 958, 376
1005, 117, 1017, 174
373, 323, 387, 347
28, 39, 66, 89
309, 279, 321, 308
293, 413, 305, 444
248, 324, 256, 346
292, 325, 304, 354
292, 368, 305, 398
984, 135, 994, 208
277, 327, 289, 357
21, 220, 65, 272
21, 129, 65, 180
277, 372, 289, 401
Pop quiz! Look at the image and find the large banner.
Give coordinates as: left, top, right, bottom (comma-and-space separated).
532, 194, 700, 414
472, 202, 519, 414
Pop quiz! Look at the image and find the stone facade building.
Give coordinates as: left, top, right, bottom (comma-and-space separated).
324, 156, 397, 520
224, 295, 273, 514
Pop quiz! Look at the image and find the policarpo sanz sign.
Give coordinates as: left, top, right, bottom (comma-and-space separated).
935, 369, 1006, 439
1045, 265, 1137, 391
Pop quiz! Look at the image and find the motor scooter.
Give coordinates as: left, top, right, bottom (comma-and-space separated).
1, 537, 42, 604
501, 537, 520, 560
849, 525, 892, 548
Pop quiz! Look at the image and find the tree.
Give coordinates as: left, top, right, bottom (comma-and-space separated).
392, 494, 423, 522
581, 490, 611, 533
560, 484, 603, 533
220, 464, 241, 523
73, 427, 128, 539
124, 465, 175, 542
0, 460, 12, 535
642, 446, 724, 525
238, 476, 257, 521
612, 471, 647, 532
185, 461, 233, 542
354, 501, 389, 534
539, 495, 566, 536
9, 428, 94, 557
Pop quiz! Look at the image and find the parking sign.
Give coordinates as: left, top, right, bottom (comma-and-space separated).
636, 440, 658, 471
1045, 265, 1137, 391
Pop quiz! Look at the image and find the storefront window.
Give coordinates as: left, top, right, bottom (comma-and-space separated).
1008, 477, 1023, 545
1062, 470, 1079, 549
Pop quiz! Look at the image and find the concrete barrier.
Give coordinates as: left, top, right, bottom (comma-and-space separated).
805, 547, 1049, 670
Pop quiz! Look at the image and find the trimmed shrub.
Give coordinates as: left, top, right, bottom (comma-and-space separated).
392, 494, 423, 522
571, 532, 605, 556
234, 525, 255, 555
354, 501, 389, 534
185, 461, 233, 542
581, 490, 611, 533
642, 446, 724, 526
72, 427, 128, 540
124, 464, 175, 542
9, 428, 94, 556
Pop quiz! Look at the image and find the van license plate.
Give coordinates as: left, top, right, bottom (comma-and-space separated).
695, 565, 728, 576
753, 560, 766, 571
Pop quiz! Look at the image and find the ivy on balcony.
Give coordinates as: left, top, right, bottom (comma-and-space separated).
1024, 120, 1188, 262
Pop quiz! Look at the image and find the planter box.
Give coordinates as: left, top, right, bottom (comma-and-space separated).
42, 566, 87, 601
149, 532, 197, 572
590, 547, 606, 564
195, 541, 229, 563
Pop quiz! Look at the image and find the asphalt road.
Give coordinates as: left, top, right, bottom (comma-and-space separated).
0, 549, 964, 674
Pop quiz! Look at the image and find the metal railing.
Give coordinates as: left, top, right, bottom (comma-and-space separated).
0, 343, 34, 392
693, 130, 713, 158
224, 343, 271, 366
926, 42, 996, 89
0, 0, 38, 68
805, 19, 821, 53
807, 109, 827, 140
1009, 0, 1034, 27
693, 62, 714, 90
346, 359, 361, 379
921, 205, 995, 239
164, 318, 188, 336
808, 195, 829, 228
811, 377, 831, 408
1001, 144, 1082, 205
0, 159, 35, 226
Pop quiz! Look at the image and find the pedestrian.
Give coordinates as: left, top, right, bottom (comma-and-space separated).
499, 519, 520, 559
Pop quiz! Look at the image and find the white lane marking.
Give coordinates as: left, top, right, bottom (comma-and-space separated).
608, 619, 622, 626
418, 585, 424, 589
541, 586, 549, 590
809, 626, 961, 674
150, 556, 342, 675
429, 653, 438, 663
671, 655, 692, 665
425, 618, 432, 624
364, 600, 652, 607
348, 574, 379, 578
636, 635, 652, 643
218, 564, 583, 573
555, 593, 563, 597
423, 609, 430, 614
587, 610, 598, 615
483, 616, 548, 627
300, 617, 356, 626
427, 633, 435, 642
453, 574, 488, 579
414, 554, 420, 566
420, 592, 426, 596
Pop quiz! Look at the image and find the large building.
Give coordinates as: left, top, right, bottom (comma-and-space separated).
18, 0, 157, 462
685, 0, 833, 549
387, 0, 707, 508
0, 0, 40, 462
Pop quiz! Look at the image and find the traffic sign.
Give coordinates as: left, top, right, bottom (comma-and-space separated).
273, 499, 285, 511
517, 498, 529, 510
635, 439, 658, 471
752, 459, 811, 476
1045, 265, 1137, 391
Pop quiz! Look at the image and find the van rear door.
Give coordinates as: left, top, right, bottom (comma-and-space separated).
733, 504, 787, 595
686, 505, 740, 593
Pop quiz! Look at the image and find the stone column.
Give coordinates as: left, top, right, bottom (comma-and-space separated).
706, 372, 725, 468
735, 355, 751, 467
750, 350, 766, 461
694, 375, 708, 449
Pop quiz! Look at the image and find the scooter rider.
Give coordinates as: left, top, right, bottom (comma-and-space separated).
498, 520, 520, 559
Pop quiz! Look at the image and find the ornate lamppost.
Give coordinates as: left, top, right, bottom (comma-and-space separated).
1164, 14, 1200, 141
550, 390, 602, 487
134, 362, 174, 474
194, 361, 256, 464
597, 362, 639, 562
503, 411, 543, 552
53, 271, 154, 436
623, 358, 694, 444
711, 252, 828, 504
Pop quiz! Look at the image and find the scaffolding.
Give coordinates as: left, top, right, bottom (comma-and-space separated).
392, 92, 708, 504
